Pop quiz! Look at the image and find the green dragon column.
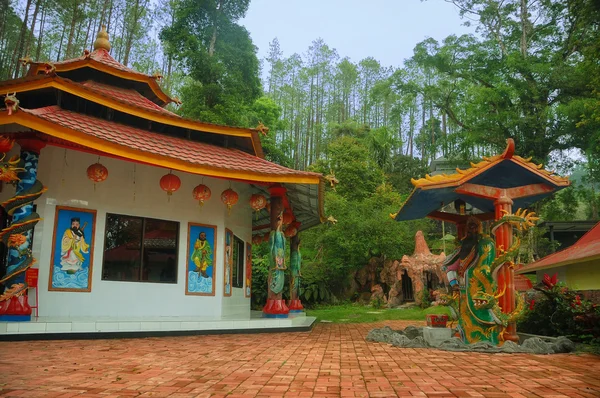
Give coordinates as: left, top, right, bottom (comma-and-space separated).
443, 215, 529, 345
0, 138, 46, 321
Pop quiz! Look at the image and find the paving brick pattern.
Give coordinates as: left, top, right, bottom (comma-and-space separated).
1, 320, 599, 398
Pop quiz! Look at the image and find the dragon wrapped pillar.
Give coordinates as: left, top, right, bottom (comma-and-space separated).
441, 214, 532, 345
288, 234, 304, 312
0, 138, 46, 321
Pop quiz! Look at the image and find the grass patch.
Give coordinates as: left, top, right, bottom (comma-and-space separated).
306, 303, 451, 323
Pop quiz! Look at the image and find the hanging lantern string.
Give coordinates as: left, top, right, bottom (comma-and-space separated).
133, 164, 136, 202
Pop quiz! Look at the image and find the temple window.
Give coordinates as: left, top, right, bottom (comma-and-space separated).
231, 235, 245, 289
102, 213, 179, 284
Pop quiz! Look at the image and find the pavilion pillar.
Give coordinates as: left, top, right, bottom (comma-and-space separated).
262, 185, 289, 317
0, 139, 46, 321
288, 232, 304, 312
494, 190, 518, 343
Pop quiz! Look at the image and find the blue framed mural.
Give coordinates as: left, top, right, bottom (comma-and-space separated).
186, 223, 217, 296
48, 206, 96, 292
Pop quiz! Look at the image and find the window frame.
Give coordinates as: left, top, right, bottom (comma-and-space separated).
101, 212, 180, 284
231, 234, 245, 289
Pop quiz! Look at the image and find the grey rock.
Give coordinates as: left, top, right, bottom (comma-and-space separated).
403, 325, 423, 339
499, 340, 531, 353
437, 337, 468, 351
521, 337, 554, 354
469, 341, 499, 352
551, 336, 576, 353
366, 326, 395, 343
389, 333, 412, 347
406, 336, 428, 348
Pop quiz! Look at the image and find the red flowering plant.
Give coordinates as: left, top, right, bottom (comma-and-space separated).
518, 273, 600, 343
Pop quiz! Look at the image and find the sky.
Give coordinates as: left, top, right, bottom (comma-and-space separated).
239, 0, 475, 69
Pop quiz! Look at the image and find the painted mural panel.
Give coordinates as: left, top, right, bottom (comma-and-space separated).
49, 206, 96, 292
186, 223, 216, 296
245, 242, 252, 298
224, 228, 233, 296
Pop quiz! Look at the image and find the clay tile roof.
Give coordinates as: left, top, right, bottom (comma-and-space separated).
20, 106, 321, 179
78, 80, 178, 117
54, 48, 149, 78
517, 222, 600, 274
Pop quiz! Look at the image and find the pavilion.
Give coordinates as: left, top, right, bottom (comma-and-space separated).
0, 27, 322, 336
393, 139, 570, 343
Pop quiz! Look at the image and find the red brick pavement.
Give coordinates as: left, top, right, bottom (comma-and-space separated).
0, 320, 599, 398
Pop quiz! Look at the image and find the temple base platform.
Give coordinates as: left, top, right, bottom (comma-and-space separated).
0, 311, 315, 341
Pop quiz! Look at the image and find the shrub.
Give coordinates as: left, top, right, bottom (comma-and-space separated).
518, 273, 600, 343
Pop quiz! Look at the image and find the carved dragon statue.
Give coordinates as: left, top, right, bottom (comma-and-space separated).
440, 209, 536, 345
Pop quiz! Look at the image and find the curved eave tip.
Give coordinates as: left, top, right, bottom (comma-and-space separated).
502, 138, 515, 159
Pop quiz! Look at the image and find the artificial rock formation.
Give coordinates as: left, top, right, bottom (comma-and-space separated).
379, 231, 446, 306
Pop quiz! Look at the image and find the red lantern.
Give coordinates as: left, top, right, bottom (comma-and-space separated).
284, 225, 297, 238
252, 235, 262, 245
282, 210, 294, 226
192, 184, 211, 207
221, 188, 239, 215
87, 162, 108, 183
262, 233, 270, 243
160, 171, 181, 200
250, 194, 267, 218
0, 136, 15, 153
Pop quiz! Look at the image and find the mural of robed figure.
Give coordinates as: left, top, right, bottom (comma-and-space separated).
60, 217, 89, 274
191, 231, 212, 278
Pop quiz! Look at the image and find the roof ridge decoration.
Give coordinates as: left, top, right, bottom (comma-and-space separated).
410, 138, 569, 188
94, 25, 111, 52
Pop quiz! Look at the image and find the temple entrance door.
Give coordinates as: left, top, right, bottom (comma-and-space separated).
401, 270, 414, 302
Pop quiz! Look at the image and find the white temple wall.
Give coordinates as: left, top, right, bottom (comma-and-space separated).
0, 144, 253, 319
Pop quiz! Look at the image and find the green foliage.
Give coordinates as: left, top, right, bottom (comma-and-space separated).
518, 277, 600, 343
161, 0, 261, 126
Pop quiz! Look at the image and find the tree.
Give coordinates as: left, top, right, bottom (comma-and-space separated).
161, 0, 260, 125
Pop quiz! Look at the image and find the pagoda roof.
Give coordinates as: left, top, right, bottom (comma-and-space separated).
1, 105, 318, 183
394, 139, 570, 222
0, 73, 264, 156
517, 222, 600, 274
0, 104, 325, 232
26, 48, 172, 106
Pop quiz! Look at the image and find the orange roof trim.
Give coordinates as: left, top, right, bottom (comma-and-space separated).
0, 106, 320, 185
0, 74, 265, 157
410, 139, 570, 190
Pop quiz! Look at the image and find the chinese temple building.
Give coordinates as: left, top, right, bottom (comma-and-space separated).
0, 27, 322, 336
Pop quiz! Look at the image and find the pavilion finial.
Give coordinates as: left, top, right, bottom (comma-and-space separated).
93, 25, 111, 52
502, 138, 515, 159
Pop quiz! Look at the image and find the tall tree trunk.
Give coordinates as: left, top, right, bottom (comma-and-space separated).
12, 0, 33, 78
520, 0, 528, 57
208, 0, 223, 57
35, 2, 46, 61
65, 0, 80, 58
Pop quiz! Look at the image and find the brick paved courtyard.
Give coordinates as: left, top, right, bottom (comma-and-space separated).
1, 320, 599, 398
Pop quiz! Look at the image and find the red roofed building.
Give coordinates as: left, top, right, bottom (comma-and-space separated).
0, 27, 323, 329
517, 222, 600, 303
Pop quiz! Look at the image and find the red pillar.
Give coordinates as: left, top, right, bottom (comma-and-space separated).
494, 190, 518, 343
262, 185, 289, 317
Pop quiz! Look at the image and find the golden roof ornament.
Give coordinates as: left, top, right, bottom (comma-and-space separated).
93, 25, 111, 52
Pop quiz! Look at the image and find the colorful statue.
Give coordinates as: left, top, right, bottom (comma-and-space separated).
0, 137, 47, 317
440, 213, 534, 344
268, 212, 286, 295
290, 239, 302, 299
